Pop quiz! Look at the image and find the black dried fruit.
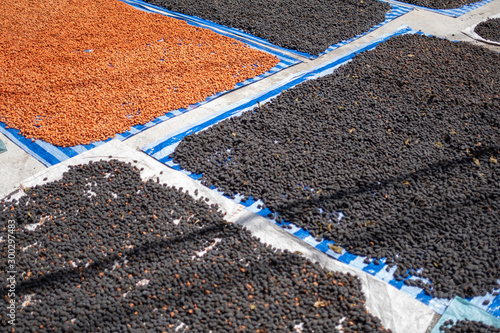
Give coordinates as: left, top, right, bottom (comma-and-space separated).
173, 34, 500, 300
0, 160, 391, 332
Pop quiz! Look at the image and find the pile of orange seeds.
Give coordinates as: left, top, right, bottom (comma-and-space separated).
0, 0, 279, 147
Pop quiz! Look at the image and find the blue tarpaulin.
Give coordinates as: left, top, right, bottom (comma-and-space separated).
431, 297, 500, 332
383, 0, 495, 17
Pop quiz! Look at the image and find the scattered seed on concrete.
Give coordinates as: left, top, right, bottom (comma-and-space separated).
172, 34, 500, 299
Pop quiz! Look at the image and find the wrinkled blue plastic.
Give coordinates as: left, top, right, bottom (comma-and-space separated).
431, 297, 500, 333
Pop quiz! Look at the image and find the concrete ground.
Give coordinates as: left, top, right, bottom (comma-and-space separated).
0, 1, 499, 331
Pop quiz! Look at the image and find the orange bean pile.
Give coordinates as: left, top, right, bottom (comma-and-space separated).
0, 0, 279, 147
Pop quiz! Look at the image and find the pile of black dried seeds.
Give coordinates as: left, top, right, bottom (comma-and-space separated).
172, 34, 500, 300
474, 18, 500, 42
439, 319, 500, 332
0, 160, 391, 332
143, 0, 390, 56
395, 0, 482, 9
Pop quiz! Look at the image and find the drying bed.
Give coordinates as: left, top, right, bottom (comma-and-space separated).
141, 0, 392, 56
167, 32, 500, 306
143, 28, 500, 315
461, 14, 500, 48
474, 18, 500, 43
0, 160, 392, 332
0, 0, 280, 148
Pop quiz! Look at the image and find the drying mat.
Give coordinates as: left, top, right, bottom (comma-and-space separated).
0, 9, 299, 168
122, 0, 413, 59
430, 297, 500, 332
143, 25, 500, 318
0, 139, 436, 333
0, 140, 6, 154
462, 13, 500, 46
382, 0, 495, 17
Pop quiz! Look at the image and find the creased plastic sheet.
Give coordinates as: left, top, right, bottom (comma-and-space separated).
0, 2, 299, 169
1, 139, 436, 333
462, 13, 500, 46
430, 297, 500, 333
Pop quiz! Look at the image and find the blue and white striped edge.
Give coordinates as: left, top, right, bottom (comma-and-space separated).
143, 25, 417, 159
122, 0, 413, 59
0, 5, 300, 168
142, 25, 500, 318
382, 0, 495, 17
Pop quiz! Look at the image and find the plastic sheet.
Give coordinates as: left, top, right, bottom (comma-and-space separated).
0, 139, 437, 333
142, 25, 500, 318
431, 297, 500, 332
121, 0, 413, 59
381, 0, 495, 17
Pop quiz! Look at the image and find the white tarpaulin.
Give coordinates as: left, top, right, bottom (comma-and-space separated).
1, 139, 437, 333
462, 13, 500, 46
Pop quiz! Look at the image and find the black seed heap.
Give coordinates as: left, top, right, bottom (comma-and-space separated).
0, 160, 390, 332
173, 34, 500, 300
142, 0, 390, 56
440, 319, 500, 332
394, 0, 482, 9
475, 18, 500, 43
